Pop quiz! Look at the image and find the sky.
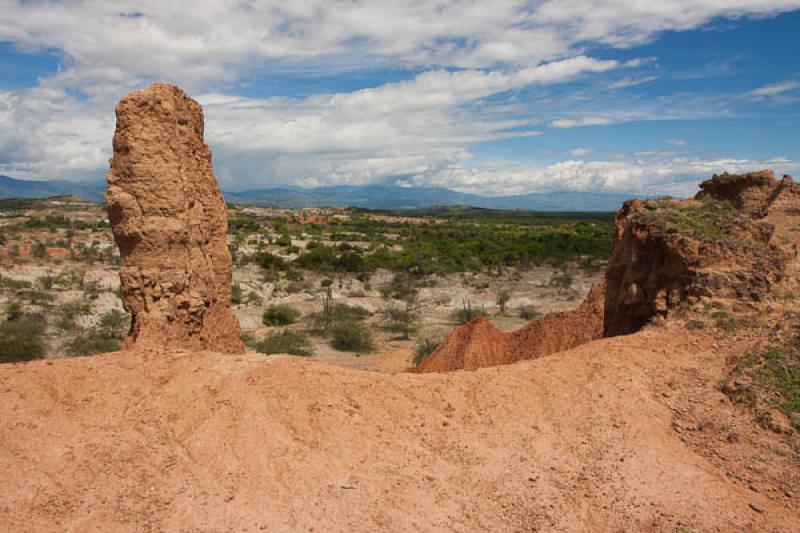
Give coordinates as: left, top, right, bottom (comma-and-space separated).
0, 1, 799, 197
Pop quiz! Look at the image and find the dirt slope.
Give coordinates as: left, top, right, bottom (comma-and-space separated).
2, 326, 798, 532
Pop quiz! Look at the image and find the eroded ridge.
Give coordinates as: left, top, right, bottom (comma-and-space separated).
418, 170, 797, 373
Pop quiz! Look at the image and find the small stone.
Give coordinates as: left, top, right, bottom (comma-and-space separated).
749, 503, 764, 513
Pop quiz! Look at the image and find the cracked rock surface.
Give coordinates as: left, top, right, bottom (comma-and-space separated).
106, 83, 244, 353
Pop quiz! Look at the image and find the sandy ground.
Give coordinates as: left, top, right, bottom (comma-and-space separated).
1, 324, 797, 532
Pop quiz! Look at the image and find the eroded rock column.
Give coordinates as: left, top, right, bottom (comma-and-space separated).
107, 83, 244, 353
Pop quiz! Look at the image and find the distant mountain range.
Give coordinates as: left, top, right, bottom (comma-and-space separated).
0, 175, 107, 202
0, 175, 638, 211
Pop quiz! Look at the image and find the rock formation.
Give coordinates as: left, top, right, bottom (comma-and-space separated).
106, 83, 244, 353
696, 169, 795, 218
414, 282, 605, 373
603, 173, 794, 336
417, 170, 797, 372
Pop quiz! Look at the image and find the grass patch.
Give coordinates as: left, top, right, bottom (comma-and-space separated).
643, 198, 743, 243
727, 343, 800, 419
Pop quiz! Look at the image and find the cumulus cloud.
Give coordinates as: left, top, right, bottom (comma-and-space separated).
0, 0, 798, 191
407, 156, 799, 197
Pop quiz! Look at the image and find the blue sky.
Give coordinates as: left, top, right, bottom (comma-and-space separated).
0, 1, 799, 197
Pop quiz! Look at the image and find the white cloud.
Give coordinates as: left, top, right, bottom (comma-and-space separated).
743, 80, 800, 103
668, 138, 688, 147
607, 75, 659, 89
550, 117, 616, 128
409, 156, 799, 197
0, 1, 798, 191
568, 147, 594, 157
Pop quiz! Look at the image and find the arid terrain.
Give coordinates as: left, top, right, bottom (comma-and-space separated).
0, 83, 798, 533
0, 196, 604, 371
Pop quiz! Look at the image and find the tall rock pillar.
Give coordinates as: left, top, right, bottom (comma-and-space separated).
107, 83, 244, 353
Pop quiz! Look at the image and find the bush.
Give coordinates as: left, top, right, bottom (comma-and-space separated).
452, 301, 487, 324
383, 304, 417, 340
64, 328, 121, 356
254, 329, 312, 356
255, 251, 286, 271
262, 304, 301, 326
0, 316, 46, 363
231, 282, 242, 305
519, 305, 542, 320
5, 301, 23, 321
99, 309, 129, 338
549, 271, 573, 289
413, 337, 441, 367
310, 302, 370, 331
331, 321, 374, 353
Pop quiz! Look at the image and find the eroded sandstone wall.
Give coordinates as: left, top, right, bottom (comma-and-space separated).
107, 83, 244, 353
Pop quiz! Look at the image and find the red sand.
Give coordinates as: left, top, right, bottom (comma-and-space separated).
1, 324, 797, 531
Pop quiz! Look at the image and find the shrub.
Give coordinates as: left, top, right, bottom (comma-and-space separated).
5, 301, 23, 321
519, 305, 542, 320
99, 309, 129, 338
64, 328, 121, 356
452, 300, 487, 324
549, 271, 573, 289
331, 321, 374, 353
413, 337, 441, 367
310, 302, 370, 331
0, 316, 46, 363
383, 302, 417, 340
254, 329, 312, 356
262, 304, 301, 326
496, 290, 511, 314
231, 282, 242, 305
255, 251, 286, 271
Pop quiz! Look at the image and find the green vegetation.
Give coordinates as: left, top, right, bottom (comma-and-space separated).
383, 302, 417, 340
711, 310, 740, 332
330, 320, 374, 353
237, 207, 613, 278
99, 309, 129, 338
728, 343, 800, 419
64, 328, 122, 356
262, 304, 301, 326
519, 305, 542, 320
253, 329, 312, 356
643, 198, 744, 243
452, 300, 487, 324
0, 315, 46, 363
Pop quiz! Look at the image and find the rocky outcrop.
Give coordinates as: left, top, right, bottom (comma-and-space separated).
414, 283, 605, 373
107, 83, 244, 353
418, 170, 797, 373
696, 169, 795, 218
603, 174, 794, 337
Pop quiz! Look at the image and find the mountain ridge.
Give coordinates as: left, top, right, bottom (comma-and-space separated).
0, 175, 637, 211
